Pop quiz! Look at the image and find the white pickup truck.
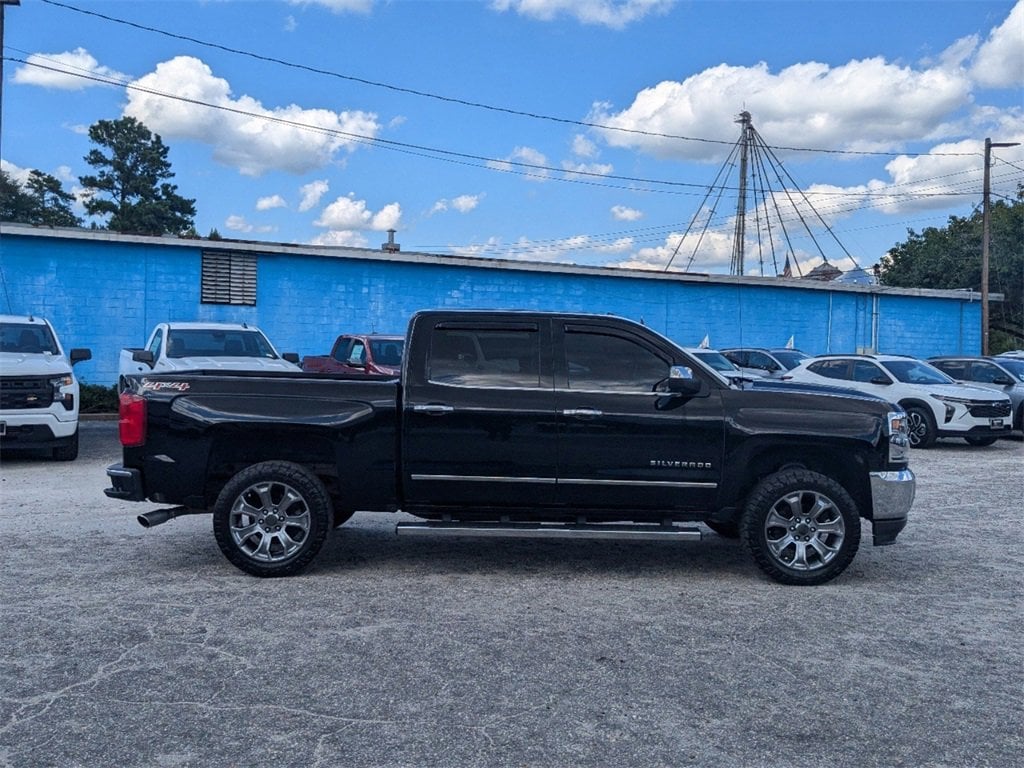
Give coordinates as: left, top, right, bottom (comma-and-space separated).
0, 314, 92, 460
119, 322, 300, 387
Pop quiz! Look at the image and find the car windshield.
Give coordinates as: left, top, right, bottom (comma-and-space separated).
369, 339, 405, 366
693, 351, 740, 373
772, 350, 809, 370
881, 359, 953, 385
0, 322, 59, 354
166, 329, 278, 358
996, 359, 1024, 380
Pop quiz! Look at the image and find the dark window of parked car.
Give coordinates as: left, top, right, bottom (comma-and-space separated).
808, 360, 850, 380
747, 351, 780, 372
0, 322, 58, 354
995, 359, 1024, 380
853, 361, 888, 383
370, 340, 404, 366
970, 361, 1007, 383
428, 327, 540, 388
772, 350, 809, 370
881, 360, 952, 385
932, 360, 967, 379
723, 351, 747, 367
564, 330, 668, 391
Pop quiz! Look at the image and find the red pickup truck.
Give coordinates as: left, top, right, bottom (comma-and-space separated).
301, 334, 404, 376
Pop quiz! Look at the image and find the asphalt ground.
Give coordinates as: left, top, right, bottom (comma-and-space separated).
1, 421, 1021, 768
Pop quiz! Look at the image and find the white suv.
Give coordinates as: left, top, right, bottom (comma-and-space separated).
785, 354, 1012, 448
0, 315, 92, 460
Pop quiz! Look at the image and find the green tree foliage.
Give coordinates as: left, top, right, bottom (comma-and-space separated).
879, 187, 1024, 350
0, 169, 82, 227
79, 116, 196, 235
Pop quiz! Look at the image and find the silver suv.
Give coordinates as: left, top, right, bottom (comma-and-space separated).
929, 356, 1024, 434
785, 354, 1012, 447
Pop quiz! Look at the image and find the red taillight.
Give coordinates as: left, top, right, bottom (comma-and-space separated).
119, 393, 147, 447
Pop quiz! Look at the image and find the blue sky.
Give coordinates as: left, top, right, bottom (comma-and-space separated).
3, 0, 1022, 277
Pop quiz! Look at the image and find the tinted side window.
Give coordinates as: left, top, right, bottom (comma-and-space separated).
428, 328, 540, 388
148, 329, 164, 358
970, 362, 1003, 383
808, 360, 850, 380
748, 352, 778, 371
724, 351, 747, 367
853, 361, 887, 383
932, 360, 967, 379
565, 331, 667, 391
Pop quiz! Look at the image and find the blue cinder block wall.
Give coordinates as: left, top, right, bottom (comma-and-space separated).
0, 227, 982, 385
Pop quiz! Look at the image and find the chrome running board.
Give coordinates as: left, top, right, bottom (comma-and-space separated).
395, 521, 702, 542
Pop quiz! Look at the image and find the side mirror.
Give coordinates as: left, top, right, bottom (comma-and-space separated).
132, 350, 155, 366
282, 352, 299, 364
870, 376, 892, 385
992, 375, 1014, 386
666, 365, 703, 396
69, 348, 92, 365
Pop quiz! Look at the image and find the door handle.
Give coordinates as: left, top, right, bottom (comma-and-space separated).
562, 408, 603, 418
411, 404, 455, 415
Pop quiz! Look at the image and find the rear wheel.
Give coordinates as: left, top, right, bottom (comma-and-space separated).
741, 469, 861, 586
905, 405, 937, 449
213, 461, 332, 577
964, 435, 998, 447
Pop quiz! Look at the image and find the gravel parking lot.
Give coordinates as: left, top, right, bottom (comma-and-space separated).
1, 421, 1021, 768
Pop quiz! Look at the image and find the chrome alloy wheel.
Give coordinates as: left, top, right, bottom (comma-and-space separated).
763, 489, 845, 572
229, 480, 311, 563
907, 410, 929, 446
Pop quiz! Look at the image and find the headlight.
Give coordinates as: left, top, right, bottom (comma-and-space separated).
888, 410, 910, 462
931, 394, 970, 404
48, 374, 75, 411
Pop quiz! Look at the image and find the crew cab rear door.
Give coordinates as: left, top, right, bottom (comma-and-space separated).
553, 320, 723, 511
401, 317, 557, 509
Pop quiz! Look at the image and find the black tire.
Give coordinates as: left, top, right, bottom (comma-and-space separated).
741, 469, 861, 586
705, 520, 741, 539
52, 430, 79, 461
213, 461, 332, 577
905, 405, 937, 449
964, 435, 998, 446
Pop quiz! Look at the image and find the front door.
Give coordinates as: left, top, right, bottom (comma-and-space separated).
553, 322, 723, 512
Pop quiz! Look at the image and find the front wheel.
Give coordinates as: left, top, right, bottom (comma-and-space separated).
52, 430, 79, 461
741, 469, 861, 586
964, 435, 998, 447
905, 406, 937, 449
213, 461, 332, 577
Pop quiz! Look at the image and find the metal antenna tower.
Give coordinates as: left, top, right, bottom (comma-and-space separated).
730, 111, 753, 276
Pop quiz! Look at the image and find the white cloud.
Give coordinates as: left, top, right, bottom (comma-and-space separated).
590, 57, 973, 160
611, 205, 643, 221
572, 134, 599, 158
288, 0, 374, 13
562, 160, 614, 176
12, 48, 128, 90
491, 0, 674, 29
487, 146, 551, 180
970, 0, 1024, 88
1, 160, 31, 185
315, 194, 402, 231
298, 180, 329, 212
225, 215, 276, 234
433, 194, 482, 214
256, 195, 287, 211
310, 230, 369, 247
284, 15, 298, 32
124, 56, 381, 176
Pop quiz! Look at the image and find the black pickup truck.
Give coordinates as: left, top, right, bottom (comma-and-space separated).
106, 310, 916, 585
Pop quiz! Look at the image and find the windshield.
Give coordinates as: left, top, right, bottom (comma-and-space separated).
693, 351, 740, 373
996, 359, 1024, 380
881, 359, 954, 385
772, 350, 809, 370
0, 322, 59, 354
166, 329, 278, 359
368, 339, 405, 366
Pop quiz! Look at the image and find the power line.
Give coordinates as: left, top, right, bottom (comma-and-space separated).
35, 0, 981, 160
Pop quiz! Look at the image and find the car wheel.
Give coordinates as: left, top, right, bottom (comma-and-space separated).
741, 468, 861, 586
905, 405, 937, 448
705, 520, 740, 538
213, 461, 332, 577
52, 430, 79, 461
964, 435, 998, 447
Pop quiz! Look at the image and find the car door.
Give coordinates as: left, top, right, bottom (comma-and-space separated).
553, 321, 723, 512
401, 318, 557, 510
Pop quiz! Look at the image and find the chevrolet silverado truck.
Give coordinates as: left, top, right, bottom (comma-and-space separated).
105, 310, 916, 585
301, 333, 404, 376
1, 314, 92, 460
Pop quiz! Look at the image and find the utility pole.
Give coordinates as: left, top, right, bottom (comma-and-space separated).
981, 137, 1020, 355
0, 1, 20, 161
730, 111, 753, 276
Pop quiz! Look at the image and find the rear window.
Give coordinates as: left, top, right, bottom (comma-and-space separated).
428, 327, 540, 388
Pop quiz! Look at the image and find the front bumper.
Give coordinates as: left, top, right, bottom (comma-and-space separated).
105, 463, 146, 502
869, 469, 916, 545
